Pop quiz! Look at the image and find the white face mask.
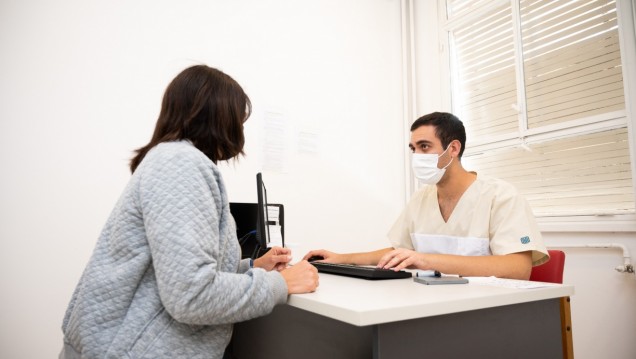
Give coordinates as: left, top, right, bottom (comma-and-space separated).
411, 147, 453, 185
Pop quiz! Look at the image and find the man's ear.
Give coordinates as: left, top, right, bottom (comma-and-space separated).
449, 139, 462, 158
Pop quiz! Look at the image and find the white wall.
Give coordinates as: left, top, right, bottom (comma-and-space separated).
5, 1, 632, 358
0, 1, 405, 358
546, 232, 636, 359
414, 2, 636, 359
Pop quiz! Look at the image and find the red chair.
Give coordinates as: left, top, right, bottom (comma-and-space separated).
530, 249, 566, 283
530, 249, 572, 359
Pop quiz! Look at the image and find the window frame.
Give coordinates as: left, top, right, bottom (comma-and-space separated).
434, 0, 636, 232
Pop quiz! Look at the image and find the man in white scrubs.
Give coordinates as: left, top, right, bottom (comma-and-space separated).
304, 112, 548, 279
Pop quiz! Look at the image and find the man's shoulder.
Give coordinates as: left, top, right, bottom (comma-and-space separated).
474, 174, 520, 195
413, 183, 437, 198
476, 174, 514, 185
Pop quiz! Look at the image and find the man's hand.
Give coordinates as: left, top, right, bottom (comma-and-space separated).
302, 249, 344, 263
377, 248, 428, 271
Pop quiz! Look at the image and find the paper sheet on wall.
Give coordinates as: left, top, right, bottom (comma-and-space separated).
261, 110, 289, 173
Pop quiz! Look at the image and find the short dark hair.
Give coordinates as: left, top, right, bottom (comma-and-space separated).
130, 65, 251, 172
410, 112, 466, 158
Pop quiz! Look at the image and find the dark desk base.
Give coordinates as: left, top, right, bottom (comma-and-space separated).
231, 298, 562, 359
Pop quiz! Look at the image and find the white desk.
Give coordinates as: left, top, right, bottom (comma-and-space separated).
232, 273, 574, 359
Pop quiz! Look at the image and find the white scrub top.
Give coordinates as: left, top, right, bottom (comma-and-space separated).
387, 174, 548, 266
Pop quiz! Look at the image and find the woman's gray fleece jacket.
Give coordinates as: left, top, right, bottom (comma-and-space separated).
60, 141, 288, 358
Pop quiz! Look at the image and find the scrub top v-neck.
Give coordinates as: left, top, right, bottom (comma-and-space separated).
387, 175, 548, 265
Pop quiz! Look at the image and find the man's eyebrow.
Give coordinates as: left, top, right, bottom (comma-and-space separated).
413, 139, 432, 147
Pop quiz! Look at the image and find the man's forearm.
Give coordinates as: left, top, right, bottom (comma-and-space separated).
341, 247, 394, 265
424, 251, 533, 279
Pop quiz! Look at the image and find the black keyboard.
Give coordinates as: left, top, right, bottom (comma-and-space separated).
310, 262, 412, 280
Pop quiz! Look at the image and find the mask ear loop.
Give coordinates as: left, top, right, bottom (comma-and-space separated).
439, 140, 457, 169
438, 145, 451, 157
441, 156, 454, 170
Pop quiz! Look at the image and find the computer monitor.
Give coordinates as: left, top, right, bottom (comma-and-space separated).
229, 173, 284, 259
256, 173, 285, 249
256, 173, 269, 250
229, 202, 258, 243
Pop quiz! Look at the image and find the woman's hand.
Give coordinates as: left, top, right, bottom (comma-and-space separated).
280, 260, 319, 294
253, 246, 292, 271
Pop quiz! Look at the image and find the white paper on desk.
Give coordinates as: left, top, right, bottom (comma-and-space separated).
267, 206, 280, 222
267, 225, 283, 247
265, 205, 283, 247
467, 276, 560, 289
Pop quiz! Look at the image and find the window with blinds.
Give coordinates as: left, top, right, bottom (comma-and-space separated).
441, 0, 633, 217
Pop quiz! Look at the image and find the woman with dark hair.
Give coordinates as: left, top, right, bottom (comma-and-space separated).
59, 65, 319, 358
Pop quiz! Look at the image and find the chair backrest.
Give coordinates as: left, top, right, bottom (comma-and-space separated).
530, 249, 565, 284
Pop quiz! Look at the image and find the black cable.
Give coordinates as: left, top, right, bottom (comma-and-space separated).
238, 230, 257, 246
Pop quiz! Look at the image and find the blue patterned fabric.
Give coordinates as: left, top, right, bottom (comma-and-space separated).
60, 141, 287, 358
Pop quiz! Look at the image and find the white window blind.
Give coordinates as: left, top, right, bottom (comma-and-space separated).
442, 0, 633, 217
522, 0, 625, 128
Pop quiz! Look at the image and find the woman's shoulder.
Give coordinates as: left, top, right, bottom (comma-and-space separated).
135, 141, 218, 178
145, 141, 211, 166
150, 140, 201, 158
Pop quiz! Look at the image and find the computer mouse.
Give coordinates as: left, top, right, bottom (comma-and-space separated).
307, 255, 324, 262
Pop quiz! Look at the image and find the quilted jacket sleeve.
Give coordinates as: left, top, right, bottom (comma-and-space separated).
137, 144, 287, 325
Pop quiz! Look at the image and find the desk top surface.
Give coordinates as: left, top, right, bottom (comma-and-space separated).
287, 273, 575, 326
